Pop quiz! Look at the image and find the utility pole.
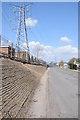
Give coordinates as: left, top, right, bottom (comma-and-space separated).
11, 42, 13, 58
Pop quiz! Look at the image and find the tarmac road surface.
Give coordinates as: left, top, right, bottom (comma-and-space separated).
26, 67, 78, 118
47, 67, 78, 118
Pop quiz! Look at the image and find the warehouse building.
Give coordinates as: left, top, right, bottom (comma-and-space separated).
15, 51, 27, 61
0, 46, 15, 58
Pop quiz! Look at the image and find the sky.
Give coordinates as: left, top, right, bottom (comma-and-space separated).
1, 2, 78, 63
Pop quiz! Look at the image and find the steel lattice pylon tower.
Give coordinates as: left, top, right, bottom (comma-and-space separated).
15, 4, 31, 63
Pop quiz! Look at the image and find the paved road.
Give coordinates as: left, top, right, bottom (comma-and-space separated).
21, 67, 78, 118
47, 67, 78, 118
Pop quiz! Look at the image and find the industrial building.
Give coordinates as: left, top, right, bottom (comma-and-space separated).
15, 51, 27, 61
0, 46, 15, 58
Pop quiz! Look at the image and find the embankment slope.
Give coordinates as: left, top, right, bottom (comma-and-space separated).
1, 58, 46, 118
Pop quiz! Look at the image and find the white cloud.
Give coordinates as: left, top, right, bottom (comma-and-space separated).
54, 45, 78, 62
26, 18, 38, 27
60, 36, 71, 42
55, 45, 77, 54
22, 42, 27, 49
23, 41, 78, 63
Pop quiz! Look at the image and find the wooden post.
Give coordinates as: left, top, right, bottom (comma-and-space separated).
11, 42, 13, 58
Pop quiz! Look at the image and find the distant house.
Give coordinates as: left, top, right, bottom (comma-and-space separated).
63, 63, 69, 69
56, 63, 59, 66
0, 46, 15, 58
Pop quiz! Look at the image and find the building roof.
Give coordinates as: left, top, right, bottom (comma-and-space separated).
0, 46, 9, 48
0, 46, 15, 50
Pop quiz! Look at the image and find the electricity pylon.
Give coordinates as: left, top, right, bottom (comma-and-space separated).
12, 3, 32, 63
